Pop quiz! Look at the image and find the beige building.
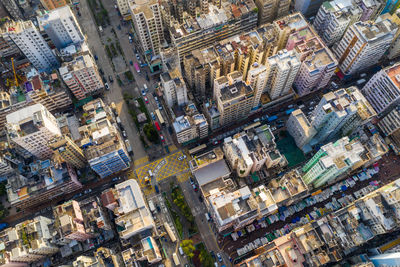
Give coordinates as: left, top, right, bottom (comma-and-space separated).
49, 135, 87, 169
386, 10, 400, 60
130, 0, 164, 55
6, 104, 61, 159
173, 103, 208, 144
59, 53, 103, 100
216, 74, 255, 127
246, 63, 267, 109
255, 0, 290, 25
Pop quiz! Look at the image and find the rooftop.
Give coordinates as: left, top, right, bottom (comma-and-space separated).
356, 17, 398, 41
219, 81, 253, 103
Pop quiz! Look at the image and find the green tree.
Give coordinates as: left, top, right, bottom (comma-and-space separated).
143, 123, 159, 143
180, 239, 195, 258
0, 182, 6, 196
199, 249, 214, 267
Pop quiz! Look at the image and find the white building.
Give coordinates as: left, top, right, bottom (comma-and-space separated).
160, 72, 188, 108
6, 104, 61, 159
130, 0, 164, 55
101, 180, 154, 239
116, 0, 133, 18
3, 20, 59, 72
265, 50, 301, 100
59, 53, 103, 100
362, 63, 400, 115
387, 10, 400, 60
334, 17, 398, 75
313, 0, 362, 46
286, 109, 317, 152
378, 106, 400, 145
37, 6, 85, 49
246, 63, 267, 108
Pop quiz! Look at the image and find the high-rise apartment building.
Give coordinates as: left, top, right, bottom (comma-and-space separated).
49, 135, 87, 169
295, 0, 325, 16
313, 0, 362, 46
37, 6, 85, 49
160, 72, 188, 108
386, 10, 400, 60
246, 63, 267, 108
59, 53, 103, 100
116, 0, 132, 19
362, 63, 400, 115
40, 0, 68, 10
6, 104, 61, 159
0, 0, 23, 20
0, 216, 59, 265
265, 50, 301, 100
53, 200, 94, 242
216, 76, 254, 127
2, 20, 59, 72
334, 17, 397, 75
255, 0, 290, 25
169, 1, 258, 60
287, 87, 376, 152
302, 136, 365, 187
130, 0, 164, 56
378, 106, 400, 146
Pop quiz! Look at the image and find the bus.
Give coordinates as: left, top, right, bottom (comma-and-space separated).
172, 253, 180, 266
188, 144, 207, 155
154, 121, 161, 131
164, 222, 176, 242
155, 109, 165, 126
244, 121, 261, 131
134, 62, 140, 73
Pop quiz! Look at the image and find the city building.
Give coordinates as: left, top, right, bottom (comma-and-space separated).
173, 103, 208, 144
48, 135, 87, 169
116, 0, 131, 19
101, 180, 154, 239
59, 52, 103, 100
254, 0, 290, 25
287, 87, 376, 151
0, 0, 23, 20
0, 216, 58, 265
130, 0, 164, 56
334, 17, 397, 76
378, 106, 400, 146
160, 71, 188, 108
6, 104, 61, 159
313, 0, 362, 46
362, 63, 400, 116
223, 124, 286, 177
265, 49, 301, 100
53, 200, 94, 242
302, 136, 365, 187
6, 160, 82, 210
121, 236, 162, 266
40, 0, 68, 10
37, 6, 85, 49
25, 68, 73, 113
216, 74, 255, 127
387, 9, 400, 60
169, 1, 258, 60
79, 99, 130, 178
295, 0, 325, 16
1, 20, 59, 72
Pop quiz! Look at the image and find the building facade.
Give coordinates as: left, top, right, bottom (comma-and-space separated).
49, 135, 87, 169
40, 0, 68, 10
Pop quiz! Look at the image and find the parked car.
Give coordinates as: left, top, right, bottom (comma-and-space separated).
271, 127, 277, 131
151, 112, 156, 120
217, 253, 222, 262
104, 83, 110, 90
128, 36, 133, 43
141, 89, 146, 96
189, 177, 194, 185
122, 131, 127, 138
192, 184, 198, 192
160, 134, 165, 142
109, 75, 114, 83
129, 61, 133, 65
94, 54, 98, 60
99, 68, 104, 75
144, 96, 149, 104
178, 155, 187, 161
198, 195, 203, 202
136, 54, 140, 60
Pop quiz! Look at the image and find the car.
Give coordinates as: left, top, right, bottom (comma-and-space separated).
99, 68, 104, 75
217, 253, 222, 262
271, 127, 277, 131
122, 131, 127, 138
152, 92, 157, 97
192, 183, 198, 192
213, 140, 220, 145
160, 134, 165, 142
136, 54, 140, 60
154, 96, 158, 102
309, 107, 314, 111
112, 177, 119, 182
104, 83, 110, 90
141, 90, 146, 96
102, 76, 107, 83
178, 155, 187, 161
94, 54, 98, 60
158, 104, 163, 110
151, 112, 156, 120
144, 96, 149, 104
128, 36, 133, 43
117, 25, 121, 30
198, 195, 203, 202
189, 177, 194, 185
156, 205, 161, 212
84, 189, 92, 194
129, 61, 133, 66
109, 76, 114, 83
155, 185, 160, 194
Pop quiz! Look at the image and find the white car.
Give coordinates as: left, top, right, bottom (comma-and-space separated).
122, 131, 127, 138
178, 155, 187, 161
105, 83, 110, 90
271, 127, 277, 131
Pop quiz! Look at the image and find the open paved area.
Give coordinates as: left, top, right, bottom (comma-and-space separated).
131, 150, 189, 191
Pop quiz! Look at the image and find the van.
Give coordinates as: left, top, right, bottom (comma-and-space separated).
148, 169, 153, 177
178, 246, 184, 255
144, 83, 148, 92
205, 213, 210, 221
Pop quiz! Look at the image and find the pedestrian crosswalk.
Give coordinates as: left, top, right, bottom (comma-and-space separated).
134, 156, 149, 167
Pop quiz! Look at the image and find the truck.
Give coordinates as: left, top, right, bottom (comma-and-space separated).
116, 116, 121, 124
267, 115, 278, 122
125, 140, 133, 155
172, 253, 180, 266
148, 200, 156, 213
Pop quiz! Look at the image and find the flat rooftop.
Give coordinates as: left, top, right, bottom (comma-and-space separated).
219, 81, 253, 103
193, 159, 231, 186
